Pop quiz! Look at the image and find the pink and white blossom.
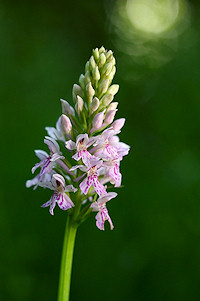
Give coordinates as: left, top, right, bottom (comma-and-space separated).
103, 159, 122, 187
26, 172, 53, 190
26, 47, 130, 231
66, 134, 96, 165
91, 128, 121, 160
31, 137, 64, 177
90, 192, 117, 230
45, 116, 65, 142
109, 135, 130, 158
70, 157, 106, 196
41, 174, 77, 215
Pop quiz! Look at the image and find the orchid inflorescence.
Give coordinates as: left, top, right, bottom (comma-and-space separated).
26, 46, 130, 231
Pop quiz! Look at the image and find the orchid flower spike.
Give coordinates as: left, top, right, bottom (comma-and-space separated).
26, 46, 130, 230
41, 174, 77, 215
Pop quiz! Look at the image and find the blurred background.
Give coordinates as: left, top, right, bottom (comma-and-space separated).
1, 0, 200, 300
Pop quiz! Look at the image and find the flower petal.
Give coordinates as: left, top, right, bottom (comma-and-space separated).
80, 176, 93, 195
98, 192, 118, 204
44, 136, 60, 153
65, 140, 76, 150
57, 194, 73, 211
109, 165, 122, 187
92, 176, 107, 197
53, 174, 66, 189
34, 150, 49, 161
65, 185, 77, 193
41, 200, 51, 208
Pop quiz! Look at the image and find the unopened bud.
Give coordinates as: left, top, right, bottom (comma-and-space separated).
79, 74, 85, 89
104, 109, 117, 125
85, 61, 90, 73
98, 53, 106, 68
86, 82, 95, 99
107, 102, 118, 111
99, 46, 106, 54
110, 56, 116, 66
89, 56, 96, 70
93, 66, 100, 81
72, 92, 77, 103
102, 62, 113, 76
75, 96, 84, 115
61, 114, 72, 135
111, 118, 125, 131
99, 79, 110, 96
90, 97, 100, 115
109, 66, 116, 81
73, 84, 83, 97
60, 99, 75, 116
84, 71, 91, 85
107, 84, 119, 96
92, 112, 104, 130
93, 48, 99, 61
106, 50, 113, 60
101, 93, 114, 107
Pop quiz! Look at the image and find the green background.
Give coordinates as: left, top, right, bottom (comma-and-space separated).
1, 1, 200, 300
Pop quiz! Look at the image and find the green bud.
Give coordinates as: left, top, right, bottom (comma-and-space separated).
93, 48, 99, 61
99, 46, 106, 54
79, 74, 85, 90
107, 102, 118, 111
101, 93, 114, 107
106, 50, 113, 60
108, 66, 116, 83
72, 92, 77, 103
107, 84, 119, 96
93, 66, 100, 81
86, 82, 95, 98
73, 84, 83, 97
85, 61, 90, 73
99, 79, 110, 97
106, 55, 116, 66
110, 56, 116, 66
89, 56, 96, 71
75, 95, 84, 115
98, 53, 106, 68
84, 71, 91, 85
90, 97, 100, 115
102, 62, 113, 77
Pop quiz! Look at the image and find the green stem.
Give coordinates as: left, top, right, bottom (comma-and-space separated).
57, 216, 78, 301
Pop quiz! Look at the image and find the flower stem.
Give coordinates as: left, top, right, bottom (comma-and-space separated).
57, 216, 78, 301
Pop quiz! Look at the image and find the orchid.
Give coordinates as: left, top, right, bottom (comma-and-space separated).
102, 158, 122, 187
26, 47, 130, 301
91, 127, 121, 159
90, 192, 117, 230
31, 136, 64, 178
65, 133, 96, 165
45, 116, 66, 142
41, 174, 76, 215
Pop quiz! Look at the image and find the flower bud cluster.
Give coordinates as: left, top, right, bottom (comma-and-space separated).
26, 47, 130, 231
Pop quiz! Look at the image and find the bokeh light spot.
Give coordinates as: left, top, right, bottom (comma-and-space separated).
126, 0, 180, 35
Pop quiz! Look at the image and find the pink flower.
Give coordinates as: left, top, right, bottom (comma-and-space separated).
109, 135, 130, 158
91, 128, 121, 160
70, 157, 106, 197
45, 116, 66, 142
103, 158, 122, 187
65, 134, 96, 165
41, 174, 77, 215
90, 192, 117, 230
26, 172, 53, 190
31, 137, 64, 178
